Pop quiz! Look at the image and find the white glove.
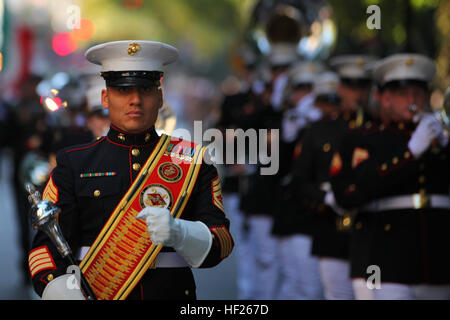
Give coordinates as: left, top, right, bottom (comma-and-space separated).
136, 206, 212, 268
408, 113, 444, 158
42, 273, 85, 300
324, 190, 346, 216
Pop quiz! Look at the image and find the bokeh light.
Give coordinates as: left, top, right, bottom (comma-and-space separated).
72, 18, 95, 41
52, 32, 78, 56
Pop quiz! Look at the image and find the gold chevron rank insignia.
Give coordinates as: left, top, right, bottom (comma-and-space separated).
29, 246, 56, 278
211, 176, 224, 213
42, 175, 58, 203
210, 226, 233, 259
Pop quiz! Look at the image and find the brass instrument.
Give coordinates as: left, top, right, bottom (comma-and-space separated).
265, 4, 304, 45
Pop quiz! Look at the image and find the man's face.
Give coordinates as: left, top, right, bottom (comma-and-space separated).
338, 84, 371, 113
101, 86, 162, 133
379, 85, 429, 122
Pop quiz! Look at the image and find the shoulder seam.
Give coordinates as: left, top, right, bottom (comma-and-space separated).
65, 136, 106, 153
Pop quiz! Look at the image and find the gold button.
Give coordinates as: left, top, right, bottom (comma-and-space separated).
47, 274, 54, 282
398, 123, 405, 130
323, 143, 331, 153
184, 290, 189, 296
392, 157, 399, 165
145, 133, 151, 142
355, 222, 363, 230
343, 217, 351, 227
404, 151, 411, 159
348, 120, 355, 129
381, 163, 387, 171
384, 224, 391, 231
133, 163, 141, 171
131, 148, 140, 157
118, 133, 125, 141
94, 190, 101, 197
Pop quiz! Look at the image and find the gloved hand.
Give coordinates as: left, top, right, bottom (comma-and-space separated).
42, 273, 86, 300
136, 206, 212, 268
408, 113, 444, 158
324, 190, 346, 216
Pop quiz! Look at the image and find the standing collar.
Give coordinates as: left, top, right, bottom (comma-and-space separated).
107, 124, 160, 146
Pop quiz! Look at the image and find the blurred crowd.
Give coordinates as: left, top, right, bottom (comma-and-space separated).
0, 69, 110, 288
215, 36, 450, 299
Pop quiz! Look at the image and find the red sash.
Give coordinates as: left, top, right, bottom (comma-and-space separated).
79, 134, 205, 300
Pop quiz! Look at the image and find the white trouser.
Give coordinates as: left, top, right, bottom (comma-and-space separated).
374, 283, 450, 300
248, 214, 279, 300
353, 280, 450, 300
352, 278, 375, 300
318, 258, 355, 300
224, 193, 254, 300
277, 234, 324, 300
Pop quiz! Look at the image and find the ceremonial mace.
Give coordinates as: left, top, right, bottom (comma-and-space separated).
26, 183, 97, 300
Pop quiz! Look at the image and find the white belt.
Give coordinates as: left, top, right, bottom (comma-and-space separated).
76, 247, 189, 268
361, 194, 450, 212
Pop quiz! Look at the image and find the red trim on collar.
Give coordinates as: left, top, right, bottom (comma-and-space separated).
65, 137, 106, 153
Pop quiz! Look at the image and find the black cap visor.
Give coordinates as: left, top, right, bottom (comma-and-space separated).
379, 79, 429, 92
340, 77, 372, 88
101, 71, 163, 87
315, 93, 341, 105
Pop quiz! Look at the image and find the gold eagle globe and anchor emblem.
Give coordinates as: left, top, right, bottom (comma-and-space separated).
157, 162, 183, 183
127, 42, 141, 56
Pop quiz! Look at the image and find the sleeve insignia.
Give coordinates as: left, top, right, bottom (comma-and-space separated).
352, 147, 369, 169
42, 175, 59, 204
329, 152, 343, 176
211, 175, 225, 213
210, 226, 234, 259
29, 246, 56, 278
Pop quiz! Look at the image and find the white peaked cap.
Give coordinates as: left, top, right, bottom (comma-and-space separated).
373, 53, 436, 86
85, 40, 179, 72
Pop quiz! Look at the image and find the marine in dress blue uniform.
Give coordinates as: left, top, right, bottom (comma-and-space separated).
330, 54, 450, 299
28, 41, 233, 300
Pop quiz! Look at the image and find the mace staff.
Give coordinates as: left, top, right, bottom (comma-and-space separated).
26, 183, 97, 300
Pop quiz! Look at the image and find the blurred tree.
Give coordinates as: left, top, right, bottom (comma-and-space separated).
435, 0, 450, 90
80, 0, 256, 61
327, 0, 439, 58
